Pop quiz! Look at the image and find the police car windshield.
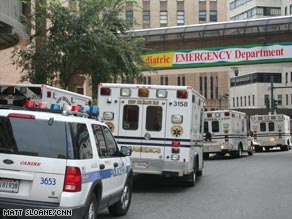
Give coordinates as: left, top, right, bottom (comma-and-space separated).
0, 116, 67, 159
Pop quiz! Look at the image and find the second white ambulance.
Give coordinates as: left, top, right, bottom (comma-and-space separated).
203, 110, 253, 159
98, 83, 205, 186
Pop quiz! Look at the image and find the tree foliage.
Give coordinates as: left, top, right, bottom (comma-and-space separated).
12, 0, 147, 97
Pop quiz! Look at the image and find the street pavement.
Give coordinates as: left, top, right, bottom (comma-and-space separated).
98, 149, 292, 219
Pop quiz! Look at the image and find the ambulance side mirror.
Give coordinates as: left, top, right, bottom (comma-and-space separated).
120, 146, 132, 156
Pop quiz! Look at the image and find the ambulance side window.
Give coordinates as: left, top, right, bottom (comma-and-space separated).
260, 122, 266, 132
123, 105, 139, 130
212, 121, 219, 132
146, 106, 162, 131
92, 124, 107, 157
268, 122, 274, 131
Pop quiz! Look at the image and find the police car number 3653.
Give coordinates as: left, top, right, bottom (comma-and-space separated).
173, 101, 188, 107
40, 177, 56, 185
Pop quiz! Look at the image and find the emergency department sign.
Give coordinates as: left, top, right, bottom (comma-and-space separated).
142, 42, 292, 69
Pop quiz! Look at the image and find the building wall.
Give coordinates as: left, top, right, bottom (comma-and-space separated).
228, 0, 282, 20
128, 0, 229, 110
282, 0, 292, 15
130, 0, 228, 29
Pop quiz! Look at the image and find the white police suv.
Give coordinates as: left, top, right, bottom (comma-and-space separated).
0, 102, 133, 219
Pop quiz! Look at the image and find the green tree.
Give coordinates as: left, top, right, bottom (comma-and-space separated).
12, 0, 147, 98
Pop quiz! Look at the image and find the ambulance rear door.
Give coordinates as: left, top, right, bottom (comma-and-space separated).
118, 99, 167, 164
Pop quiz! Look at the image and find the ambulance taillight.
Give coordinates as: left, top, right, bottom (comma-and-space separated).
172, 141, 180, 147
100, 87, 111, 96
224, 135, 229, 142
177, 90, 188, 99
138, 88, 149, 97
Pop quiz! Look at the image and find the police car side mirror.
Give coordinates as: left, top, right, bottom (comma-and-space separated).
120, 146, 132, 156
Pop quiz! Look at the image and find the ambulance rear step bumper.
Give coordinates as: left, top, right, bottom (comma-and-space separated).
131, 158, 189, 177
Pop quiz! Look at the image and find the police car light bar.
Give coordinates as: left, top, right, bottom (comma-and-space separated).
6, 100, 99, 119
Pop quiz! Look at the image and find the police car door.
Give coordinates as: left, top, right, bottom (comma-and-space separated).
118, 99, 166, 166
92, 124, 124, 197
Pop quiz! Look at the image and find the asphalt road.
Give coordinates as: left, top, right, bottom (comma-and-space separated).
98, 149, 292, 219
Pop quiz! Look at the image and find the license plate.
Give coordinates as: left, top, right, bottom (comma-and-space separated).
0, 179, 19, 193
133, 162, 148, 168
208, 147, 217, 151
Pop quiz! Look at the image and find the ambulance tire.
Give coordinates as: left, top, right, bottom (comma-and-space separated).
83, 193, 98, 219
108, 177, 133, 216
184, 171, 196, 187
196, 169, 203, 177
203, 153, 209, 160
233, 145, 242, 158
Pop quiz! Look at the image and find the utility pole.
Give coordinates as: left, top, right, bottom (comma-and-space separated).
270, 77, 274, 114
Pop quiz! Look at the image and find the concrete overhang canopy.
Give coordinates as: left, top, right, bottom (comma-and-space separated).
130, 15, 292, 42
0, 12, 29, 50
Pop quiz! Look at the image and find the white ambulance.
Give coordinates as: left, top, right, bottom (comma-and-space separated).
98, 83, 205, 186
0, 84, 92, 108
203, 110, 253, 159
250, 114, 291, 152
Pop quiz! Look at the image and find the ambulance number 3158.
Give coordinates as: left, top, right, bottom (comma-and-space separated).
173, 101, 188, 107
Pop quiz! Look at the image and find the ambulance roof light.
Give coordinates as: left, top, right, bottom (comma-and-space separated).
47, 91, 52, 98
177, 90, 188, 99
100, 87, 111, 96
156, 89, 167, 98
120, 88, 131, 97
224, 112, 230, 117
138, 88, 149, 97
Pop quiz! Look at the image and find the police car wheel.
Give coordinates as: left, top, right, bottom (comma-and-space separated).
84, 193, 98, 219
108, 179, 132, 216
